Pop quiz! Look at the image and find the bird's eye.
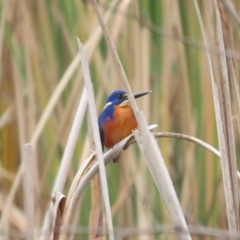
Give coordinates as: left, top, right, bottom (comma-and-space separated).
117, 94, 122, 99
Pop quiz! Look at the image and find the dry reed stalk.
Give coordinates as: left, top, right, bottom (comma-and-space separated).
31, 0, 119, 147
64, 152, 96, 211
39, 192, 66, 240
37, 0, 59, 91
28, 7, 123, 231
0, 60, 27, 230
110, 174, 135, 218
0, 193, 26, 231
88, 1, 132, 94
219, 4, 240, 139
194, 0, 240, 234
23, 144, 35, 240
0, 0, 9, 78
53, 88, 87, 192
85, 90, 103, 239
21, 2, 41, 216
51, 1, 76, 55
62, 148, 96, 238
110, 0, 132, 44
60, 152, 96, 240
59, 124, 234, 238
77, 38, 114, 240
163, 0, 197, 219
127, 129, 240, 183
133, 124, 191, 240
89, 175, 104, 240
51, 192, 66, 240
132, 1, 150, 119
39, 74, 83, 194
195, 0, 226, 228
40, 88, 87, 240
218, 0, 240, 29
135, 162, 154, 240
93, 49, 113, 93
0, 165, 25, 232
215, 1, 240, 232
0, 106, 13, 129
102, 0, 133, 91
61, 125, 157, 236
0, 166, 15, 182
201, 42, 216, 220
89, 1, 190, 238
154, 133, 220, 158
3, 15, 114, 231
30, 54, 81, 147
52, 125, 240, 236
120, 144, 138, 227
131, 2, 152, 236
89, 0, 137, 109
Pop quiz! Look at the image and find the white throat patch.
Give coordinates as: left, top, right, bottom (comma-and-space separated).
103, 102, 112, 110
119, 100, 130, 107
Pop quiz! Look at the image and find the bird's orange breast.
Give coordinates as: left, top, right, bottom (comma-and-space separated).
102, 105, 137, 148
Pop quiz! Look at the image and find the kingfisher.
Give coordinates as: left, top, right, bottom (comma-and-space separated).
98, 89, 151, 151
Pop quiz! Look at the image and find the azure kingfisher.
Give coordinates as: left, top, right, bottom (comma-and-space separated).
98, 89, 151, 151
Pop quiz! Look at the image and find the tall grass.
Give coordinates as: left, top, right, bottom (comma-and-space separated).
1, 0, 240, 239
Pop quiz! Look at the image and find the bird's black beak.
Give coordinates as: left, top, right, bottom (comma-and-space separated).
133, 91, 152, 99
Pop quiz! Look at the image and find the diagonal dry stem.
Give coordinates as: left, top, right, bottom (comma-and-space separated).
89, 0, 190, 238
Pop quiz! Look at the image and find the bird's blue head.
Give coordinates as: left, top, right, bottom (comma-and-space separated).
105, 90, 128, 107
98, 89, 151, 125
104, 89, 151, 108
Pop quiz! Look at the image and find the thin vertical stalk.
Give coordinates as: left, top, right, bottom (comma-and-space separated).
40, 88, 87, 240
193, 0, 240, 234
23, 144, 34, 240
77, 39, 114, 240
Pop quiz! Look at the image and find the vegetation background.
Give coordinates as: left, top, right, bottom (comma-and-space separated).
0, 0, 240, 239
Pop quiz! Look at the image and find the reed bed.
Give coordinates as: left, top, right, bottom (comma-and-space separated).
1, 0, 240, 239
